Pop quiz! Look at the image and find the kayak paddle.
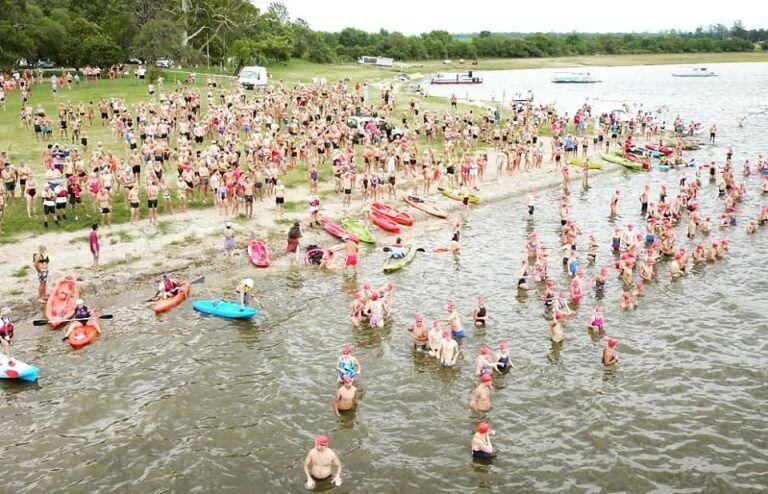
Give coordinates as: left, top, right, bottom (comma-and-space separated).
144, 276, 205, 302
33, 314, 114, 326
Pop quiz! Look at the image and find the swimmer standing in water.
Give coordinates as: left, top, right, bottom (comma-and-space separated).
602, 339, 618, 366
472, 295, 488, 327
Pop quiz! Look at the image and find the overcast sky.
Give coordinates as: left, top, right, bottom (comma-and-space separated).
254, 0, 765, 34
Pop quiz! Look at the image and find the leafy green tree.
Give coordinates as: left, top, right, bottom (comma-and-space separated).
132, 19, 183, 62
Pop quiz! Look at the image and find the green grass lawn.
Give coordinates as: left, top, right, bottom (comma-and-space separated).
0, 73, 208, 173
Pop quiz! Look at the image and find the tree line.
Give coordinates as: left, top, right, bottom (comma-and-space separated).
0, 0, 764, 70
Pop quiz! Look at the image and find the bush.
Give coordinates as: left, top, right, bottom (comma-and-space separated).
146, 67, 166, 83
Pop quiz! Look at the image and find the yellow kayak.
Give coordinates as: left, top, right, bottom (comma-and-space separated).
568, 157, 604, 170
438, 187, 480, 204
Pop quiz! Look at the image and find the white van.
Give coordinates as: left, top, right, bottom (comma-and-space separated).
238, 66, 268, 89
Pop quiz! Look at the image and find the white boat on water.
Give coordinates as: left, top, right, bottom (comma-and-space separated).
551, 71, 601, 83
430, 71, 483, 85
672, 67, 717, 77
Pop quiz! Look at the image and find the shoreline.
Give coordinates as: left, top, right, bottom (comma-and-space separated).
1, 145, 622, 318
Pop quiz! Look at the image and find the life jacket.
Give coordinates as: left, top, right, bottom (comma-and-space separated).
0, 318, 13, 339
74, 307, 90, 320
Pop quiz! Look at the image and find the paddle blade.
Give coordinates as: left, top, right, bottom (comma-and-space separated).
190, 276, 206, 285
382, 247, 392, 252
416, 248, 426, 252
32, 319, 49, 326
98, 314, 114, 320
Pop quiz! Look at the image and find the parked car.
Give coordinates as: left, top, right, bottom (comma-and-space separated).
347, 116, 403, 144
36, 59, 55, 69
397, 73, 411, 81
155, 59, 174, 68
127, 57, 144, 65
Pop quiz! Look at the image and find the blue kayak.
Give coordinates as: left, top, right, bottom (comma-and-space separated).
0, 354, 39, 382
193, 300, 258, 319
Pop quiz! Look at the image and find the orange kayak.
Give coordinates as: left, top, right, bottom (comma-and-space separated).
154, 283, 190, 314
68, 320, 100, 350
46, 275, 79, 328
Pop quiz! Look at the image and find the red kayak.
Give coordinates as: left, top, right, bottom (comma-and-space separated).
624, 153, 651, 169
154, 283, 190, 314
246, 240, 271, 268
319, 217, 358, 242
372, 202, 414, 226
645, 144, 674, 155
371, 211, 401, 233
68, 320, 100, 350
403, 195, 450, 219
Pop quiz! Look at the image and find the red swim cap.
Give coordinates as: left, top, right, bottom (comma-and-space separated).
315, 435, 329, 447
477, 422, 490, 433
499, 341, 508, 349
480, 346, 490, 355
342, 376, 353, 384
481, 374, 492, 383
608, 339, 617, 348
342, 345, 352, 354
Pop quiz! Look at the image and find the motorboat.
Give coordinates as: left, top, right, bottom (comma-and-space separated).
430, 71, 483, 85
551, 71, 601, 83
672, 67, 717, 77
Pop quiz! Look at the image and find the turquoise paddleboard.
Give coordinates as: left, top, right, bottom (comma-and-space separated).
193, 300, 258, 319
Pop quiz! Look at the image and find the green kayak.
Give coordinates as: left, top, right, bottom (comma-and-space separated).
601, 153, 643, 171
568, 157, 604, 170
383, 247, 417, 273
438, 187, 480, 204
339, 218, 376, 244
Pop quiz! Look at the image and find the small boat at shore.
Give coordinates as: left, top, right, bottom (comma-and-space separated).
552, 72, 600, 83
154, 283, 190, 314
438, 187, 481, 204
568, 157, 604, 170
672, 67, 717, 77
430, 71, 483, 85
602, 153, 644, 171
0, 354, 39, 382
403, 195, 450, 219
68, 320, 100, 350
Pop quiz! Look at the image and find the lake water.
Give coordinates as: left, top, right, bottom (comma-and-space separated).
2, 62, 767, 493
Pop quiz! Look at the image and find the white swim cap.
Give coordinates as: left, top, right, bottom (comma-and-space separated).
243, 278, 254, 288
76, 299, 85, 305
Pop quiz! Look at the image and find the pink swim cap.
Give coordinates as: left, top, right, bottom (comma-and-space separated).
481, 374, 492, 383
607, 339, 617, 348
477, 422, 490, 433
480, 346, 490, 355
315, 435, 329, 447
